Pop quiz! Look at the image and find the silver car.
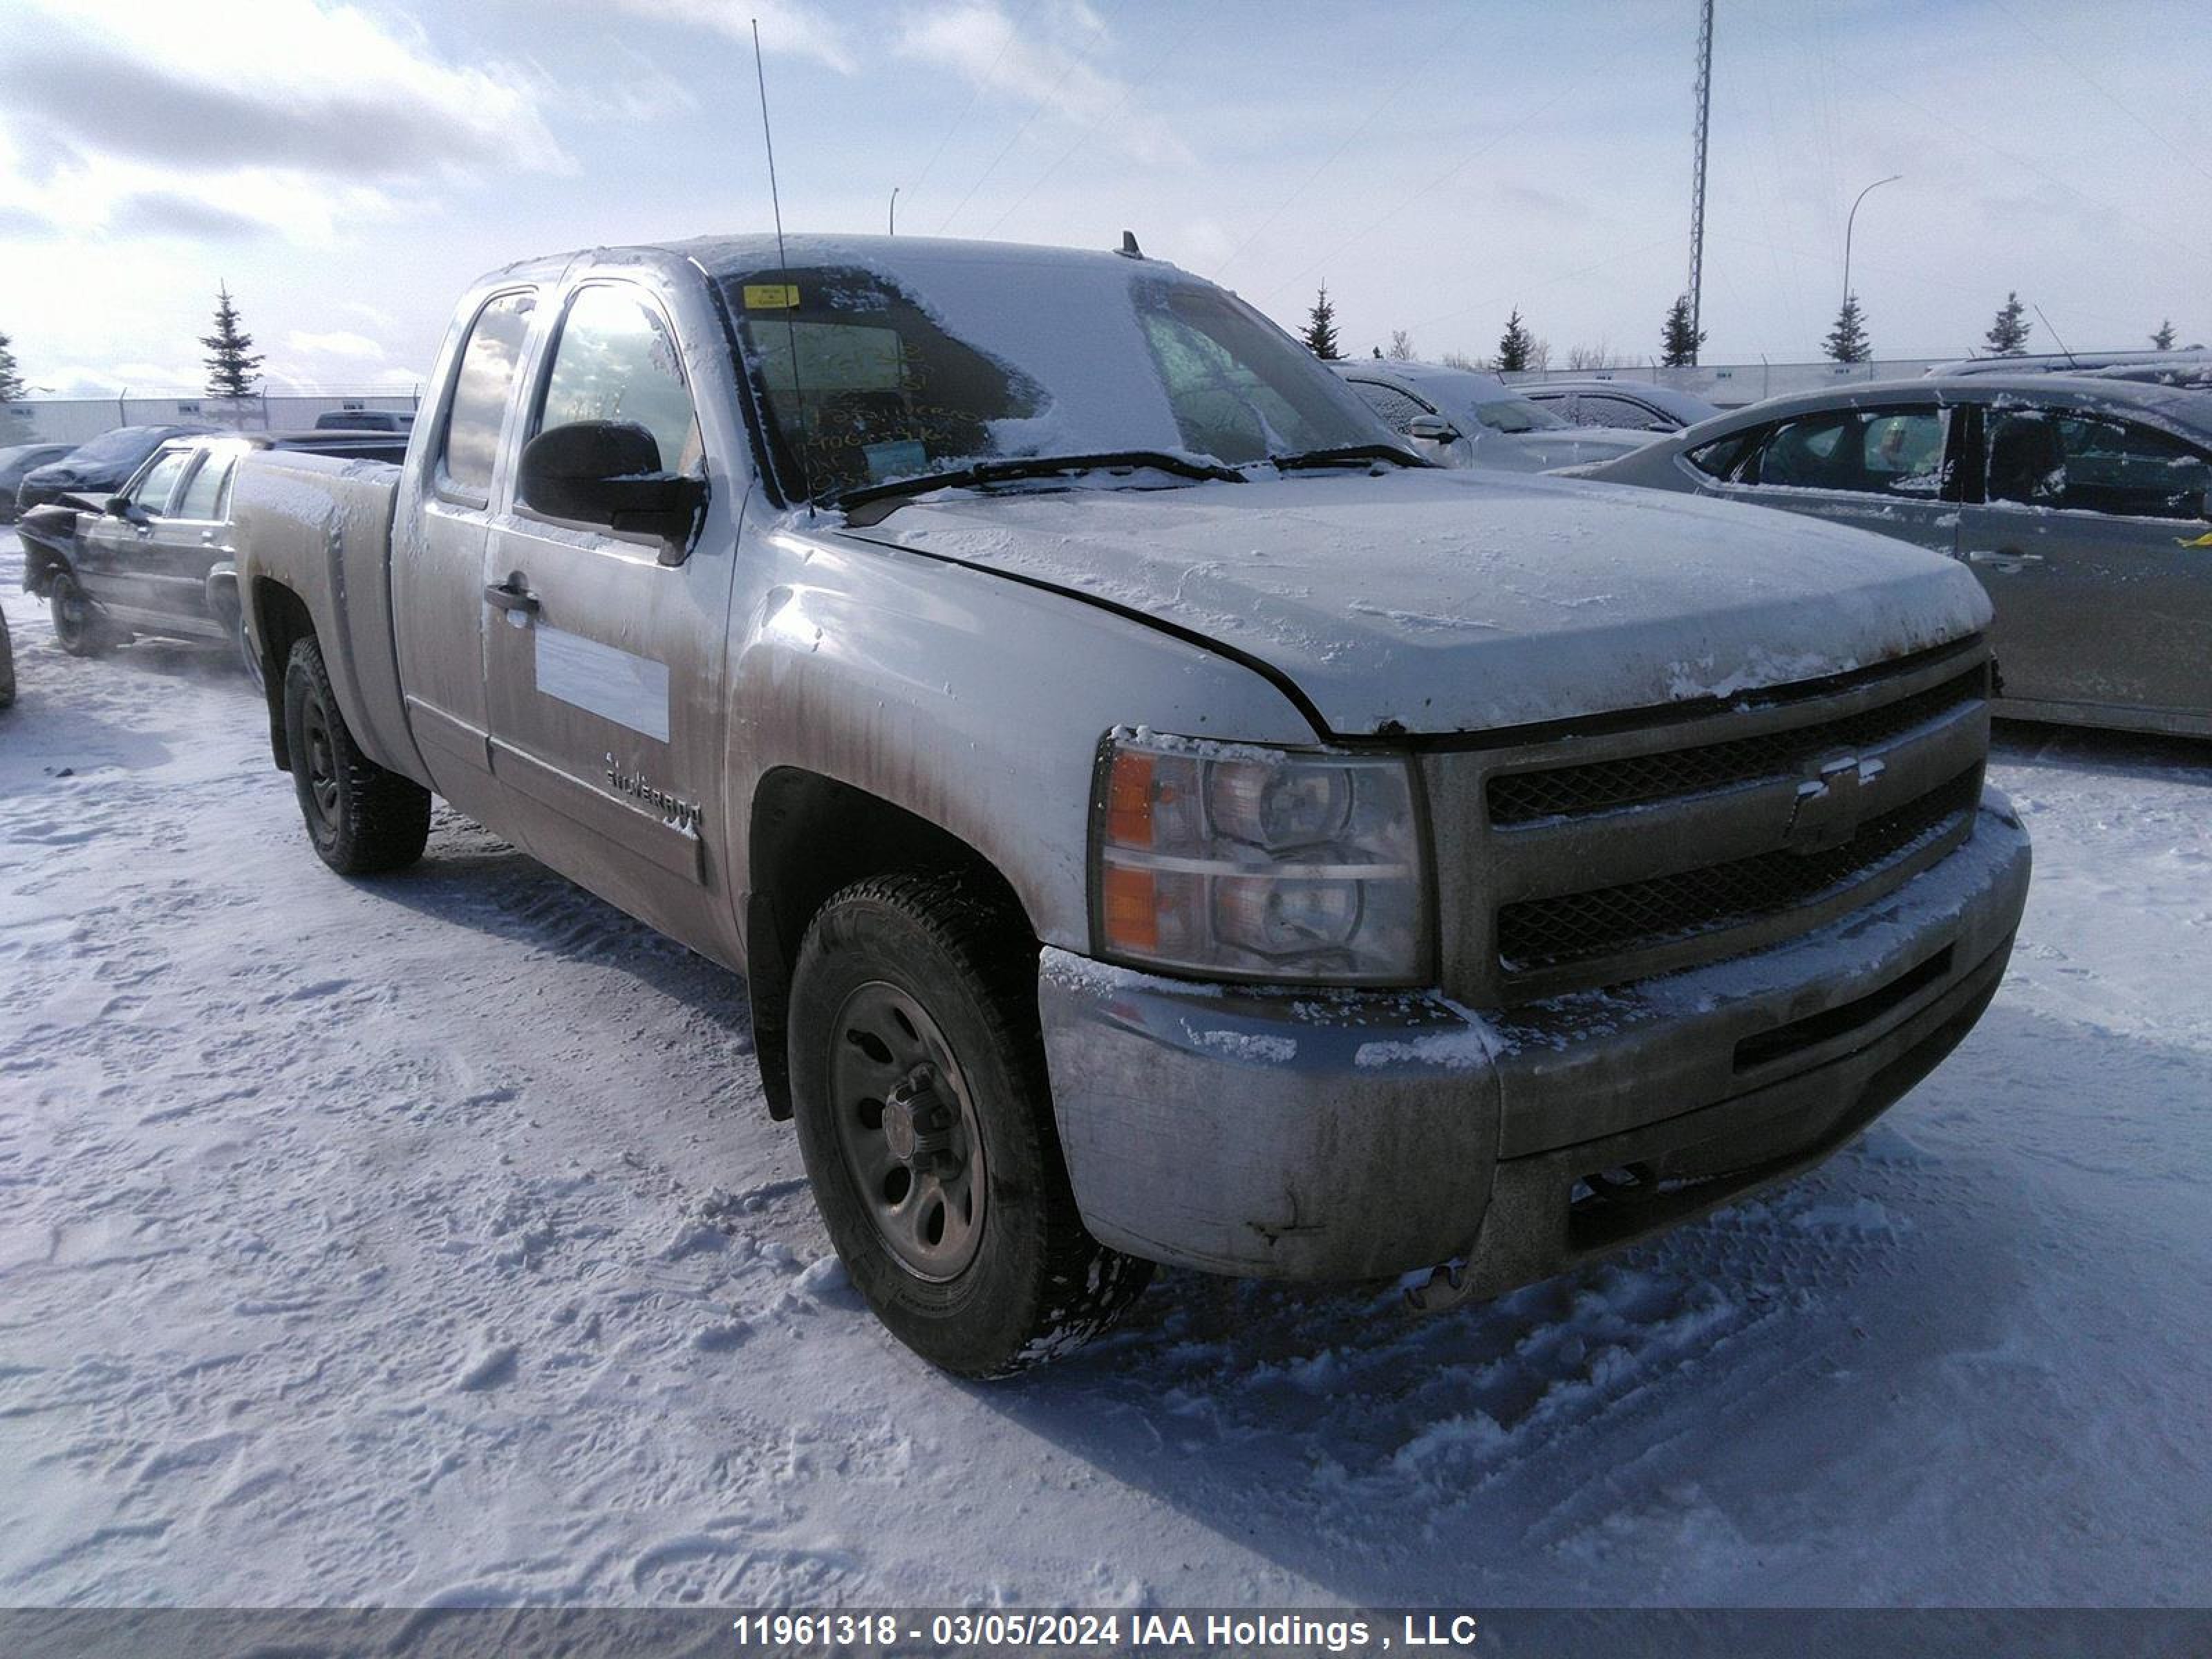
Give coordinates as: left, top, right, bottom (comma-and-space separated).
1333, 360, 1658, 472
1516, 378, 1723, 432
1573, 375, 2212, 738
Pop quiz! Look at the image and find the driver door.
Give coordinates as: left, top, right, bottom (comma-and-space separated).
77, 444, 192, 612
480, 278, 740, 958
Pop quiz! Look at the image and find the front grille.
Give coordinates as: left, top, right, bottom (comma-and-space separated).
1497, 769, 1980, 975
1488, 664, 1985, 825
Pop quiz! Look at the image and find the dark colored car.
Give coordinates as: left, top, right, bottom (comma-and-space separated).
0, 442, 77, 523
312, 409, 414, 431
12, 424, 219, 515
0, 606, 13, 709
18, 429, 406, 676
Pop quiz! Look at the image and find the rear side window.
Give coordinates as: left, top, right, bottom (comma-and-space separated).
174, 451, 236, 520
1987, 408, 2212, 519
533, 284, 701, 476
1685, 429, 1757, 478
438, 290, 535, 498
129, 448, 192, 511
1346, 380, 1435, 432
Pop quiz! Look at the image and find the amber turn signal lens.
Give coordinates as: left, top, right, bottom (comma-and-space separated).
1105, 749, 1155, 847
1100, 863, 1160, 953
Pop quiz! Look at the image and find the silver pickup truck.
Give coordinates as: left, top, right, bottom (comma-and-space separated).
234, 234, 2030, 1376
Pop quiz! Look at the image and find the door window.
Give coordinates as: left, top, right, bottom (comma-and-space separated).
1986, 407, 2212, 519
438, 290, 536, 499
1580, 393, 1671, 431
1345, 380, 1435, 432
1744, 406, 1947, 498
128, 449, 193, 513
174, 451, 236, 521
532, 285, 701, 478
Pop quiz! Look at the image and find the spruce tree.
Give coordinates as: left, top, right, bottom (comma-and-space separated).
0, 330, 27, 441
2150, 319, 2177, 351
1302, 284, 1341, 359
1824, 295, 1871, 364
202, 284, 265, 400
1660, 295, 1704, 368
1494, 308, 1534, 373
1984, 292, 2032, 356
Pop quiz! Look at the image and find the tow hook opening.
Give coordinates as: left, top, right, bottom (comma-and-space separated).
1573, 1163, 1661, 1206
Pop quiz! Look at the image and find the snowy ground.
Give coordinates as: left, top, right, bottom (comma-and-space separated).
2, 527, 2207, 1611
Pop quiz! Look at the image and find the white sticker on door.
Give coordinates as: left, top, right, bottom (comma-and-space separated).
534, 625, 671, 743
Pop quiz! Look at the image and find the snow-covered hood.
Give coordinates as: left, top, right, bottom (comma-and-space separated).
840, 469, 1990, 738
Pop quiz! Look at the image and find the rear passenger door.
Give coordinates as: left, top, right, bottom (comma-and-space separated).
1957, 403, 2212, 720
1718, 400, 1962, 556
480, 277, 741, 956
391, 285, 538, 821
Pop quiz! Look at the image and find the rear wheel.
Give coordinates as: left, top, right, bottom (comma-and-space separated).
48, 570, 112, 657
282, 635, 430, 875
788, 873, 1151, 1377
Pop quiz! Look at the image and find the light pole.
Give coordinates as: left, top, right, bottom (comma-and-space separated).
888, 187, 899, 236
1841, 174, 1901, 312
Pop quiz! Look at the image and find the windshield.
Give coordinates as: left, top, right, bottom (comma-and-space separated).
65, 427, 160, 465
1470, 394, 1570, 433
718, 255, 1386, 503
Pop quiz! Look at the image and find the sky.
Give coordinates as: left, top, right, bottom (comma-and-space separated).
1, 0, 2206, 397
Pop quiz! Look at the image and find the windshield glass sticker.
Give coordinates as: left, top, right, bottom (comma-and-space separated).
744, 283, 800, 310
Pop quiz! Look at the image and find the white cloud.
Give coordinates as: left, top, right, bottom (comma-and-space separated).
0, 0, 571, 239
590, 0, 857, 75
287, 330, 386, 361
897, 1, 1191, 168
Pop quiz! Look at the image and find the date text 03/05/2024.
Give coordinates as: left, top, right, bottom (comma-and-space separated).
727, 1611, 1483, 1651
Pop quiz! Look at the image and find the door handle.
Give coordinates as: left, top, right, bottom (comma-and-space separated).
1967, 549, 2044, 570
484, 576, 541, 618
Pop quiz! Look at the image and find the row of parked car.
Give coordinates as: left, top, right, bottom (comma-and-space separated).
7, 344, 2206, 751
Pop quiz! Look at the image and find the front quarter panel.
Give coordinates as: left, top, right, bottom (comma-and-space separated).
725, 513, 1324, 953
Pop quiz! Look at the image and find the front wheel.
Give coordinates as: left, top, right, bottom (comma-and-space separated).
787, 874, 1151, 1377
282, 635, 430, 875
48, 569, 113, 657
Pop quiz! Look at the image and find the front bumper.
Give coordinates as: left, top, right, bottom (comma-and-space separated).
1038, 789, 2030, 1284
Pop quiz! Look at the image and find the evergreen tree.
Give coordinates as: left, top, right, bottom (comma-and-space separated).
1824, 294, 1871, 364
1494, 307, 1534, 373
201, 284, 265, 400
1984, 291, 2032, 356
0, 329, 27, 441
1660, 294, 1704, 368
2150, 319, 2177, 351
1301, 283, 1341, 359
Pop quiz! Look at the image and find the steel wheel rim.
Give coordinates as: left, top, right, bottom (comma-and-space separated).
827, 980, 987, 1282
53, 579, 86, 646
301, 695, 340, 835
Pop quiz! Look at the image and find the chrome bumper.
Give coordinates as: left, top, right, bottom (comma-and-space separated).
1038, 789, 2031, 1284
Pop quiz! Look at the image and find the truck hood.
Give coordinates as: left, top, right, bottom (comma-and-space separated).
839, 469, 1991, 738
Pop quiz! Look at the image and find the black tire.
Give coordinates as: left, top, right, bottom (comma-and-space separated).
0, 609, 15, 710
282, 635, 430, 875
48, 569, 111, 657
788, 873, 1151, 1377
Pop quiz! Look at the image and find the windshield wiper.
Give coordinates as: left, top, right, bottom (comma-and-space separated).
1268, 443, 1430, 473
837, 450, 1244, 522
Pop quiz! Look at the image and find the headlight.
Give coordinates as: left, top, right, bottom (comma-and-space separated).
1090, 729, 1427, 984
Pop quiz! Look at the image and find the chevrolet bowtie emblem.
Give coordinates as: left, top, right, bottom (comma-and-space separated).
1785, 754, 1884, 855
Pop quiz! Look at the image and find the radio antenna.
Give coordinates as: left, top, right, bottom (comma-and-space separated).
2032, 303, 2079, 368
751, 17, 815, 517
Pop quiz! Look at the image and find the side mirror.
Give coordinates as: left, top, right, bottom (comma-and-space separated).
1404, 414, 1459, 444
517, 420, 704, 553
102, 494, 131, 517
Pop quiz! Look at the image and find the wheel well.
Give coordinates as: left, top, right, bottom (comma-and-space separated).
19, 534, 71, 597
251, 580, 316, 770
744, 769, 1030, 1120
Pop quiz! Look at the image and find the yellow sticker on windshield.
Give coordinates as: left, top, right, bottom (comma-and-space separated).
743, 283, 799, 309
2179, 530, 2212, 547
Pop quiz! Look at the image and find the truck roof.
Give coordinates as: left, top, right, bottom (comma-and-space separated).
483, 232, 1194, 289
